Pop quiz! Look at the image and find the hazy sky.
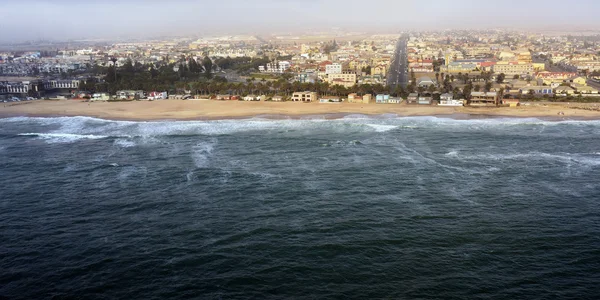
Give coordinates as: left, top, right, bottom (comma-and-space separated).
1, 0, 599, 42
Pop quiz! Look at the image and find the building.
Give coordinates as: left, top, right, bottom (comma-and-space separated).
148, 91, 168, 100
555, 86, 575, 95
243, 95, 260, 101
493, 62, 534, 76
387, 97, 403, 104
91, 93, 110, 101
407, 93, 419, 104
417, 76, 437, 88
319, 97, 342, 103
438, 93, 464, 106
470, 92, 498, 106
375, 94, 390, 104
348, 93, 373, 104
502, 99, 520, 107
271, 95, 285, 102
117, 90, 144, 100
576, 86, 599, 94
291, 91, 317, 102
518, 86, 553, 95
325, 63, 342, 74
566, 76, 587, 86
418, 96, 432, 105
535, 72, 578, 85
327, 72, 357, 88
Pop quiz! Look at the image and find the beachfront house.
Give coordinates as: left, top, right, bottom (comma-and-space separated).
319, 97, 342, 103
502, 99, 520, 107
387, 97, 403, 104
91, 93, 110, 101
470, 91, 498, 106
438, 93, 464, 106
271, 95, 285, 102
292, 91, 317, 102
147, 91, 167, 100
243, 95, 260, 101
407, 93, 419, 104
418, 96, 432, 105
375, 94, 390, 104
348, 93, 373, 104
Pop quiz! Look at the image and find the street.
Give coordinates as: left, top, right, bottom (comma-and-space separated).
387, 34, 409, 88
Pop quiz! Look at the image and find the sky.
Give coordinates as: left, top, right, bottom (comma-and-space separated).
1, 0, 600, 42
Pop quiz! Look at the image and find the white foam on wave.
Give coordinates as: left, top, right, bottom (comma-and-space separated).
448, 151, 600, 167
445, 150, 459, 157
192, 139, 217, 168
365, 124, 399, 132
18, 132, 109, 143
113, 139, 136, 148
6, 115, 600, 139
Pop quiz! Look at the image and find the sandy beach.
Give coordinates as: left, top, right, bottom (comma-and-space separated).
2, 99, 600, 120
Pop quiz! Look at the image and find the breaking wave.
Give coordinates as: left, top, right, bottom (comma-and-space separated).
4, 115, 600, 142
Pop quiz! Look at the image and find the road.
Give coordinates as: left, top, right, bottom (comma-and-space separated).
387, 34, 409, 88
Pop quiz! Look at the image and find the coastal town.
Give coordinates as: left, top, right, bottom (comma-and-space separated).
3, 30, 600, 111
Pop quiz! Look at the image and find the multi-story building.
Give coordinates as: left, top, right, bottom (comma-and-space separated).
470, 91, 499, 106
493, 62, 534, 76
325, 63, 342, 74
327, 72, 357, 88
291, 91, 317, 102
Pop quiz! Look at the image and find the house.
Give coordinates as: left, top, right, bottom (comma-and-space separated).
148, 91, 168, 100
566, 76, 587, 86
518, 86, 553, 95
243, 95, 260, 101
319, 97, 342, 103
470, 91, 498, 106
375, 94, 390, 104
438, 93, 464, 106
117, 90, 144, 100
502, 99, 520, 107
418, 96, 432, 105
387, 97, 403, 104
292, 91, 317, 102
407, 93, 419, 104
417, 76, 436, 88
216, 94, 232, 100
91, 93, 110, 101
347, 93, 374, 104
555, 86, 575, 95
271, 95, 285, 102
576, 86, 599, 94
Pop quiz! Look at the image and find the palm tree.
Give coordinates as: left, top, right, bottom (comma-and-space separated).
110, 57, 118, 81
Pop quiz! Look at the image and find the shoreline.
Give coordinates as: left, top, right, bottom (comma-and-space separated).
1, 99, 600, 122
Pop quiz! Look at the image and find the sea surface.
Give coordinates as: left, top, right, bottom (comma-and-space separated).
1, 115, 599, 299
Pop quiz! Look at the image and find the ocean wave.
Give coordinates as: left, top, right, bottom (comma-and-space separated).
447, 151, 600, 167
5, 115, 600, 139
365, 124, 399, 132
18, 132, 110, 143
192, 139, 217, 168
113, 139, 136, 148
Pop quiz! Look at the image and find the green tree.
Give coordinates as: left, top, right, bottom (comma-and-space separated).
203, 56, 213, 79
484, 82, 493, 92
463, 84, 472, 100
496, 73, 505, 84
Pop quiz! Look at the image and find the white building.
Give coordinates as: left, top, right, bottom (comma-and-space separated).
325, 63, 342, 74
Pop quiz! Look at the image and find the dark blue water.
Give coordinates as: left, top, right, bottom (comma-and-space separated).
1, 115, 599, 299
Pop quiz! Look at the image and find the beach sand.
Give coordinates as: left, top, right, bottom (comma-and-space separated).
1, 99, 600, 120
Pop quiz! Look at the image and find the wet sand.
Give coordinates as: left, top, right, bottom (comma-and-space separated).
1, 99, 600, 121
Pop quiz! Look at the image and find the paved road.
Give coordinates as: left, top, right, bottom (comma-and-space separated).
387, 34, 409, 88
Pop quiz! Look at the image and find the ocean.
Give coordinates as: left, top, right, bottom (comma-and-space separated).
1, 115, 599, 299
